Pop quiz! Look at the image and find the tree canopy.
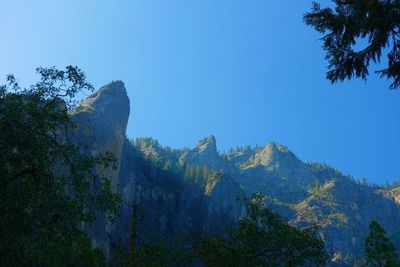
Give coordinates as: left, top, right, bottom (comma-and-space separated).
304, 0, 400, 89
0, 66, 121, 266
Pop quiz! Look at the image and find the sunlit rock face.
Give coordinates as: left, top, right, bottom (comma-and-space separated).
71, 81, 400, 266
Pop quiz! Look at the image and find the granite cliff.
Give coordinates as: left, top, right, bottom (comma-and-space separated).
72, 81, 400, 266
71, 81, 130, 256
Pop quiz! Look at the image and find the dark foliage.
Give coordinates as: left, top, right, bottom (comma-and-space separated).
0, 66, 121, 266
131, 193, 327, 267
196, 193, 327, 267
364, 220, 399, 266
304, 0, 400, 89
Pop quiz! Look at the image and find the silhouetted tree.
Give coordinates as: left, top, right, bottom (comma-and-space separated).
304, 0, 400, 89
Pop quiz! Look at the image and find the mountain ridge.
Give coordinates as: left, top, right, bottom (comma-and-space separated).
71, 81, 400, 266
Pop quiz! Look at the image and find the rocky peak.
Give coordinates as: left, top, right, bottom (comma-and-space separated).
239, 142, 289, 168
196, 135, 217, 154
238, 141, 312, 197
180, 135, 229, 170
71, 80, 130, 180
259, 142, 287, 163
80, 81, 129, 121
247, 142, 300, 168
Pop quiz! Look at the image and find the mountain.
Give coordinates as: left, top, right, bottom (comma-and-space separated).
72, 82, 400, 266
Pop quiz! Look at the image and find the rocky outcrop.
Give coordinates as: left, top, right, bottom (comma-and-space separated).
294, 176, 400, 265
180, 135, 231, 171
229, 142, 314, 204
70, 81, 130, 256
386, 186, 400, 205
72, 80, 130, 187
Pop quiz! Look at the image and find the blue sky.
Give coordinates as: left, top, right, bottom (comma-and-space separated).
1, 0, 399, 184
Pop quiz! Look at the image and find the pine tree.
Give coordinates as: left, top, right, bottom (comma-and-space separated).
189, 165, 195, 178
365, 220, 398, 267
313, 179, 321, 196
304, 1, 400, 89
195, 165, 201, 182
184, 164, 190, 179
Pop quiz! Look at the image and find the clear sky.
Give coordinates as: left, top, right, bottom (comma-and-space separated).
1, 0, 399, 184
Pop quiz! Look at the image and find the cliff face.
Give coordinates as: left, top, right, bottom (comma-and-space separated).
70, 83, 243, 256
70, 81, 130, 255
71, 82, 400, 265
72, 80, 130, 187
112, 137, 244, 249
